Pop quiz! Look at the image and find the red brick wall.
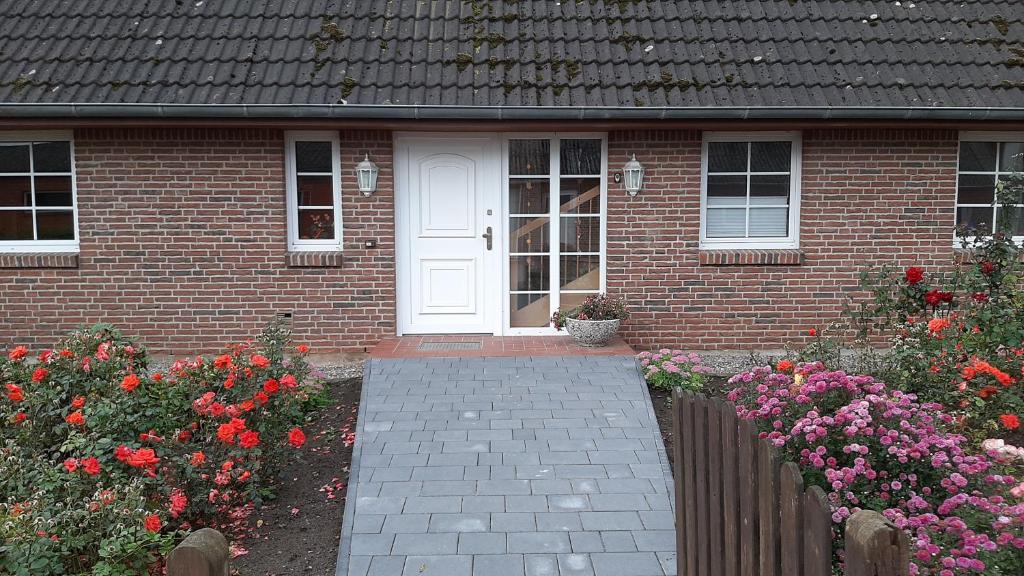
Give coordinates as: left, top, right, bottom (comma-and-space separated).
607, 128, 959, 351
0, 128, 395, 354
0, 126, 962, 354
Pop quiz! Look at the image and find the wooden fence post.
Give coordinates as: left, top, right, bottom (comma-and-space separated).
844, 510, 910, 576
167, 528, 229, 576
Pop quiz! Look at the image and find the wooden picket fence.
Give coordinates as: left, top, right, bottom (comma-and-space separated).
672, 389, 910, 576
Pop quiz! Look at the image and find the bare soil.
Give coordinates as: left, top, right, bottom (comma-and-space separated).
232, 376, 361, 576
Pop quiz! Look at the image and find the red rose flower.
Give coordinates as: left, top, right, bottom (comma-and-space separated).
71, 395, 86, 409
296, 344, 310, 354
924, 289, 953, 307
143, 514, 162, 533
253, 392, 268, 406
238, 430, 260, 449
213, 354, 233, 370
905, 267, 925, 285
263, 379, 279, 394
250, 354, 270, 369
808, 328, 817, 337
8, 345, 28, 361
169, 489, 188, 518
981, 261, 995, 275
973, 292, 989, 303
114, 444, 132, 463
126, 448, 159, 469
65, 411, 85, 426
177, 429, 192, 442
31, 368, 48, 383
776, 360, 794, 373
216, 423, 237, 444
999, 414, 1020, 430
190, 451, 206, 466
13, 412, 26, 424
5, 383, 24, 402
81, 457, 101, 476
120, 374, 140, 393
288, 427, 306, 448
280, 374, 298, 389
63, 458, 78, 473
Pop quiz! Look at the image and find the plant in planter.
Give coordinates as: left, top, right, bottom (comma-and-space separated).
551, 294, 630, 347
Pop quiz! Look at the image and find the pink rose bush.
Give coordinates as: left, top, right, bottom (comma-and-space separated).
637, 349, 709, 392
728, 362, 1024, 574
0, 324, 320, 573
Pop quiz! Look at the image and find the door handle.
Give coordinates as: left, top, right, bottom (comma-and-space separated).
482, 226, 493, 251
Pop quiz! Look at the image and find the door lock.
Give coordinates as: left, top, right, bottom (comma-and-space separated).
482, 226, 493, 251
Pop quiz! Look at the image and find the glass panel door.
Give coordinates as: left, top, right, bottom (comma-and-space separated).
507, 137, 604, 330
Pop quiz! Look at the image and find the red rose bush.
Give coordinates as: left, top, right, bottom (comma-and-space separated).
728, 362, 1024, 574
0, 324, 319, 573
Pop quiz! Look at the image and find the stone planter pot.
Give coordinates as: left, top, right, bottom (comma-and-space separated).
564, 318, 621, 348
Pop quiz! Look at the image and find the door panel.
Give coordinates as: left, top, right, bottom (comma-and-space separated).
397, 136, 500, 334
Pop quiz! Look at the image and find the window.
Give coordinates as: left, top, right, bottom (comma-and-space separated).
956, 133, 1024, 237
285, 131, 342, 251
700, 132, 801, 249
506, 136, 605, 330
0, 131, 77, 253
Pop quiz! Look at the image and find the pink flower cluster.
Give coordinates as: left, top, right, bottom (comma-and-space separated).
727, 363, 1024, 574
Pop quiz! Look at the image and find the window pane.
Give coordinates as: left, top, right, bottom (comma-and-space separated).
560, 139, 601, 175
957, 174, 996, 204
0, 210, 33, 239
509, 179, 549, 214
509, 217, 549, 252
707, 174, 746, 206
959, 141, 997, 172
706, 208, 745, 238
1006, 207, 1024, 236
36, 210, 74, 240
560, 216, 599, 252
32, 142, 71, 172
708, 142, 747, 172
559, 178, 600, 214
0, 176, 31, 207
295, 141, 332, 173
749, 174, 789, 205
957, 206, 995, 234
34, 176, 73, 207
297, 175, 334, 206
510, 255, 549, 291
510, 293, 550, 327
1000, 142, 1024, 173
297, 208, 336, 240
750, 142, 791, 172
749, 207, 789, 237
560, 292, 597, 312
509, 140, 549, 175
560, 254, 600, 289
0, 144, 29, 173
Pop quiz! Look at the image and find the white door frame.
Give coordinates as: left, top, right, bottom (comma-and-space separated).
394, 133, 503, 336
501, 133, 608, 336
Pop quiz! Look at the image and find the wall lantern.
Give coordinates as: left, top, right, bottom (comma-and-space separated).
622, 154, 645, 196
355, 154, 379, 196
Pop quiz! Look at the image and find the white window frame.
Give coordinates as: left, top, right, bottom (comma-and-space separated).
699, 131, 802, 250
0, 130, 78, 253
284, 131, 343, 252
501, 133, 608, 336
956, 131, 1024, 243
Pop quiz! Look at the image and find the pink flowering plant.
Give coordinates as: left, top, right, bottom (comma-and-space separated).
727, 362, 1024, 574
637, 349, 709, 393
0, 323, 321, 574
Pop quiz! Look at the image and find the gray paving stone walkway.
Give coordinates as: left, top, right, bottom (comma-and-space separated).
336, 356, 676, 576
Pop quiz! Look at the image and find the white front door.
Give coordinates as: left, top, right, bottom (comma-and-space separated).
395, 135, 501, 334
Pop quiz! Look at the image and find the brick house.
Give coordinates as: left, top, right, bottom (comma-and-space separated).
0, 1, 1022, 354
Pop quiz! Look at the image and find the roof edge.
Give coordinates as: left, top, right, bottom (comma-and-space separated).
0, 104, 1022, 122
